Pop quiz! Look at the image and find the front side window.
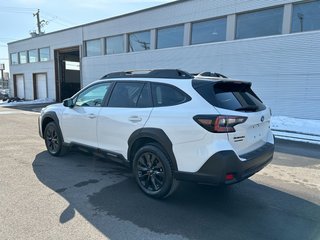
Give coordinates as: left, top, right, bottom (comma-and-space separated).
19, 51, 27, 64
108, 82, 144, 108
39, 47, 50, 62
11, 53, 18, 65
292, 0, 320, 33
86, 39, 101, 57
75, 82, 111, 107
129, 31, 150, 52
28, 49, 38, 63
157, 25, 184, 49
236, 7, 283, 39
191, 17, 227, 44
106, 35, 124, 55
152, 83, 190, 107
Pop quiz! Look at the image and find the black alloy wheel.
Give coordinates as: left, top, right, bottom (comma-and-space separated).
133, 144, 177, 198
137, 151, 165, 192
44, 122, 67, 156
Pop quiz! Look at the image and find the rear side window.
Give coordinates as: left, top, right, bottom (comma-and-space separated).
137, 83, 153, 108
108, 82, 144, 108
152, 83, 191, 107
192, 80, 266, 112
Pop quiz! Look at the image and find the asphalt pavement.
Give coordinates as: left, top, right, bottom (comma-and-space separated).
0, 106, 319, 240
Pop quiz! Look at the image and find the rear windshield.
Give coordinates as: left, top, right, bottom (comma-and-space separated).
192, 80, 266, 112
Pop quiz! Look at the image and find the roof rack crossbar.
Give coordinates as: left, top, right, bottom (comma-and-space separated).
194, 72, 228, 79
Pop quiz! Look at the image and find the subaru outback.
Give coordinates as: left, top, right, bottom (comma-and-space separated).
39, 69, 274, 198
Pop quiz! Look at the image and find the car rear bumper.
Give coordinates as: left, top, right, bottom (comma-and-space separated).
174, 142, 274, 185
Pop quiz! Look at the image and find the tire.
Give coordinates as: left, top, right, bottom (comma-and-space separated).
44, 122, 68, 156
132, 144, 178, 199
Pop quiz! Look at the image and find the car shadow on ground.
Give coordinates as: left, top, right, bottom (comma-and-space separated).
32, 151, 320, 240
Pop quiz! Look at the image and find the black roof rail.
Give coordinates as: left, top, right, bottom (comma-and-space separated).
100, 69, 193, 79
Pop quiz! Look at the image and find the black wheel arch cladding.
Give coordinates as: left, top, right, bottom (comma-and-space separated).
128, 128, 178, 171
42, 111, 64, 142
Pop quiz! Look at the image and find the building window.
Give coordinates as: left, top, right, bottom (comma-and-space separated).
129, 31, 150, 52
28, 49, 38, 63
19, 51, 27, 64
236, 7, 284, 39
39, 47, 50, 62
106, 35, 124, 55
157, 25, 184, 49
292, 0, 320, 33
10, 53, 18, 65
86, 39, 101, 57
191, 17, 227, 44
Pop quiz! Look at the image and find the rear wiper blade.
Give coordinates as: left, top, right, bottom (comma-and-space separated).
235, 106, 258, 112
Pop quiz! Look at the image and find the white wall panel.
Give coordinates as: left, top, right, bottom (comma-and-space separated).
10, 62, 55, 100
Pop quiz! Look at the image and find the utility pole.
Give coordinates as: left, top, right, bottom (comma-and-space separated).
0, 64, 4, 81
33, 9, 46, 35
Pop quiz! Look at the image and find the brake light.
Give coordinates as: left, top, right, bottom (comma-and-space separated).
194, 115, 247, 133
225, 173, 235, 181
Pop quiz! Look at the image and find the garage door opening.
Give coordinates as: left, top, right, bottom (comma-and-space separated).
54, 47, 81, 102
13, 74, 25, 99
33, 73, 47, 100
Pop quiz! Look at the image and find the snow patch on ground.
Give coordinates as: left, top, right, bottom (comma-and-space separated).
271, 116, 320, 136
0, 98, 55, 106
271, 116, 320, 144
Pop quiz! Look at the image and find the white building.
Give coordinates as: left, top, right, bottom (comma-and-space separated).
8, 0, 320, 119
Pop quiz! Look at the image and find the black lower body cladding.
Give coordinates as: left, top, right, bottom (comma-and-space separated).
174, 143, 274, 185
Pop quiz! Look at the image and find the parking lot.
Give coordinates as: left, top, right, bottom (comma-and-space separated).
0, 105, 319, 240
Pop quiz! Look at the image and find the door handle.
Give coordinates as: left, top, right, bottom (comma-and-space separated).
128, 116, 142, 123
88, 113, 96, 119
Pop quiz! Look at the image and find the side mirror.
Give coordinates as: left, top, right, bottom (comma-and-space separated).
63, 98, 74, 108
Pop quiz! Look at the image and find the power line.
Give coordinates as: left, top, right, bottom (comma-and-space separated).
0, 38, 18, 41
43, 15, 72, 28
0, 10, 33, 14
42, 10, 77, 26
0, 6, 35, 14
0, 6, 35, 11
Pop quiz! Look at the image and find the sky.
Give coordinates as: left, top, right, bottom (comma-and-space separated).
0, 0, 175, 73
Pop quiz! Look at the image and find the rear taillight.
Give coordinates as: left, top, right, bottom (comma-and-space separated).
194, 115, 247, 133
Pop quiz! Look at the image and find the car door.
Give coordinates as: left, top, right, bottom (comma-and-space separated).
97, 81, 153, 158
61, 82, 112, 147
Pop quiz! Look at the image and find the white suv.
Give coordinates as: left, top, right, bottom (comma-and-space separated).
39, 69, 274, 198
